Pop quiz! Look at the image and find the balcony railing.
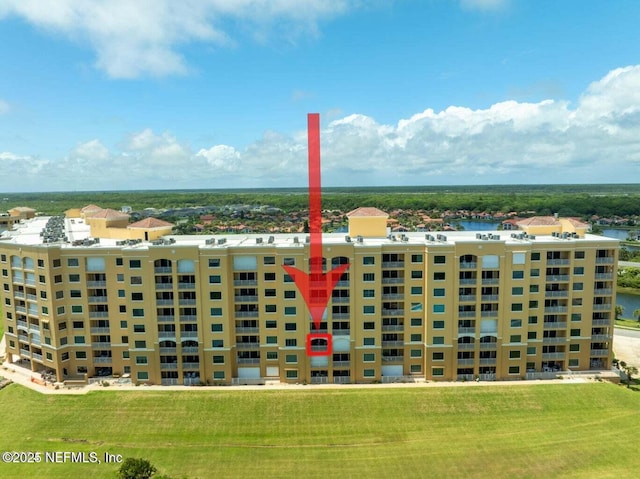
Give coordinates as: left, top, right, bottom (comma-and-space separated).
88, 296, 108, 303
458, 327, 476, 335
235, 327, 259, 334
154, 267, 172, 273
543, 322, 567, 329
233, 280, 258, 286
542, 352, 565, 360
332, 313, 351, 319
234, 296, 258, 303
237, 358, 260, 364
335, 280, 350, 288
590, 334, 611, 341
381, 278, 404, 284
332, 296, 350, 303
156, 299, 174, 306
333, 376, 351, 384
459, 295, 476, 302
457, 343, 475, 350
592, 319, 610, 326
87, 280, 107, 287
89, 311, 109, 318
458, 311, 476, 318
480, 342, 497, 350
93, 357, 112, 364
381, 294, 404, 301
182, 362, 200, 370
234, 311, 259, 318
26, 293, 37, 302
460, 262, 477, 269
595, 257, 614, 264
159, 347, 177, 354
178, 283, 196, 290
382, 325, 404, 332
479, 358, 496, 365
542, 337, 566, 344
13, 291, 25, 299
545, 290, 569, 298
90, 327, 110, 334
236, 343, 260, 350
593, 304, 612, 311
480, 294, 499, 302
381, 340, 404, 347
333, 361, 351, 368
158, 331, 177, 338
593, 288, 612, 296
179, 315, 197, 322
161, 378, 179, 386
481, 278, 499, 285
157, 315, 175, 323
182, 346, 199, 354
91, 342, 111, 348
382, 356, 404, 362
590, 349, 609, 357
32, 353, 43, 362
457, 358, 475, 366
480, 311, 499, 318
546, 275, 569, 282
546, 258, 570, 265
179, 299, 197, 306
544, 307, 567, 313
459, 278, 477, 285
333, 329, 350, 336
180, 331, 198, 338
155, 283, 173, 290
17, 320, 28, 329
160, 363, 179, 370
382, 261, 405, 268
595, 273, 613, 280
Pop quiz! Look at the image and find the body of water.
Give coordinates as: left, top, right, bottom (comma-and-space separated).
455, 221, 500, 231
616, 292, 640, 318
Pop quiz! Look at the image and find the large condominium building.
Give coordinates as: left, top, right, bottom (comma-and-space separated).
0, 206, 618, 386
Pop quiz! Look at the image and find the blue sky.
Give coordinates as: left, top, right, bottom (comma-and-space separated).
1, 0, 640, 192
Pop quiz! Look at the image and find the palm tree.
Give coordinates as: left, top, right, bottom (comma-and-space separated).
615, 305, 624, 321
619, 361, 639, 388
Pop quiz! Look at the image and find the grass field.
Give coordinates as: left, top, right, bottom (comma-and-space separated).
0, 383, 639, 479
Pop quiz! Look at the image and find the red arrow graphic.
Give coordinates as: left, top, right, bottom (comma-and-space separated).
282, 113, 350, 354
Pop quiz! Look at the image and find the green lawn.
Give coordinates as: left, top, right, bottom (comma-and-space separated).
0, 383, 639, 479
616, 318, 640, 329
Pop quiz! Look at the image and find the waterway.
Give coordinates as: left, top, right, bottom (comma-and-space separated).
616, 292, 640, 318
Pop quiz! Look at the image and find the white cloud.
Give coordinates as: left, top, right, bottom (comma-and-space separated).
0, 99, 9, 114
0, 0, 355, 78
3, 65, 640, 191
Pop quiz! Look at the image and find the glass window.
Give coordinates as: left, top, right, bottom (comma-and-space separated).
266, 351, 278, 360
433, 288, 444, 297
67, 258, 79, 267
266, 336, 277, 344
129, 259, 141, 269
432, 352, 444, 360
432, 336, 444, 345
363, 353, 375, 362
213, 355, 224, 364
509, 350, 521, 359
432, 368, 444, 376
410, 349, 422, 358
433, 320, 444, 329
210, 291, 222, 300
265, 304, 277, 313
433, 304, 445, 313
363, 256, 375, 265
363, 369, 375, 377
508, 366, 520, 374
208, 258, 220, 267
363, 321, 375, 330
433, 272, 445, 281
212, 339, 224, 347
512, 287, 523, 295
285, 323, 296, 331
363, 305, 375, 314
512, 271, 524, 279
531, 252, 540, 261
510, 319, 522, 328
284, 307, 296, 315
363, 337, 375, 346
363, 289, 375, 298
363, 273, 375, 282
263, 256, 276, 265
510, 335, 521, 343
209, 275, 221, 284
411, 318, 422, 327
411, 254, 423, 263
573, 266, 584, 275
211, 323, 223, 332
411, 270, 423, 279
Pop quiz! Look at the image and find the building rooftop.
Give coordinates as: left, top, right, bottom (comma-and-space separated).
516, 216, 560, 226
0, 216, 619, 250
128, 218, 174, 229
346, 207, 388, 217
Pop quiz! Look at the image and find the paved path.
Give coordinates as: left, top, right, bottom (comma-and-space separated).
613, 327, 640, 367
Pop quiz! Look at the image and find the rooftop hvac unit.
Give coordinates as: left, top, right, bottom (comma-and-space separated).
345, 235, 351, 242
205, 238, 214, 245
256, 237, 263, 244
305, 236, 310, 243
477, 233, 483, 239
268, 236, 274, 244
293, 236, 299, 244
529, 235, 536, 240
357, 235, 364, 243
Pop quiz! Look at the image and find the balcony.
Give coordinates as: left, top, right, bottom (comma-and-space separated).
31, 336, 41, 346
236, 343, 260, 350
86, 280, 107, 288
333, 361, 351, 368
382, 325, 404, 332
381, 294, 404, 301
546, 275, 569, 282
235, 311, 259, 318
591, 334, 611, 341
333, 329, 350, 336
480, 342, 497, 350
233, 279, 258, 286
543, 337, 567, 344
459, 278, 477, 285
89, 311, 109, 318
595, 257, 614, 264
457, 358, 475, 366
91, 342, 111, 348
159, 347, 177, 354
161, 378, 179, 386
595, 273, 613, 280
88, 296, 108, 303
382, 356, 404, 363
542, 352, 565, 360
234, 296, 258, 303
235, 327, 259, 334
90, 327, 110, 334
332, 296, 350, 304
179, 299, 197, 306
154, 267, 172, 273
480, 311, 499, 318
177, 283, 196, 290
545, 290, 569, 298
544, 307, 567, 313
155, 283, 173, 290
458, 311, 476, 318
15, 306, 26, 314
237, 358, 260, 364
17, 320, 28, 329
459, 295, 476, 302
179, 315, 197, 322
182, 362, 200, 371
590, 349, 609, 357
158, 331, 177, 339
479, 358, 496, 365
458, 327, 476, 334
332, 313, 351, 320
14, 291, 25, 299
32, 353, 43, 362
333, 376, 351, 384
543, 322, 567, 329
593, 304, 612, 311
182, 346, 199, 354
592, 319, 611, 326
457, 343, 475, 350
160, 363, 179, 370
157, 315, 175, 323
481, 295, 499, 302
180, 331, 198, 339
593, 288, 612, 296
481, 278, 499, 285
93, 357, 112, 364
547, 258, 570, 265
381, 278, 404, 284
460, 262, 477, 269
382, 261, 405, 268
335, 280, 350, 288
26, 293, 37, 302
156, 299, 174, 306
381, 340, 404, 347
